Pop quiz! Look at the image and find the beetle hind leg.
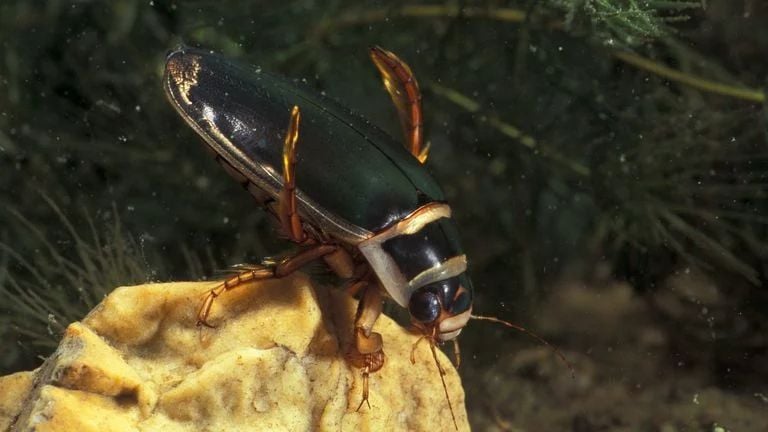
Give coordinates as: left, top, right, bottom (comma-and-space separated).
370, 46, 428, 163
279, 105, 307, 243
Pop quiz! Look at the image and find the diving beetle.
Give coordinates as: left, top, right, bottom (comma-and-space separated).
163, 46, 567, 429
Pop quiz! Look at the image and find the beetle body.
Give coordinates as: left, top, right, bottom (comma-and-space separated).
164, 48, 473, 339
164, 48, 575, 430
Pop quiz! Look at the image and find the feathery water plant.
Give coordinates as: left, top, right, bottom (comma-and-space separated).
0, 197, 157, 355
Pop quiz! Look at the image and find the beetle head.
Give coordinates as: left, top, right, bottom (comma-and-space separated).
408, 273, 473, 341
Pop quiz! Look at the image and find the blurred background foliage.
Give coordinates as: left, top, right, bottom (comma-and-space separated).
2, 0, 768, 429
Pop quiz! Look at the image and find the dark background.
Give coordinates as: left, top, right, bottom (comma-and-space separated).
1, 1, 767, 430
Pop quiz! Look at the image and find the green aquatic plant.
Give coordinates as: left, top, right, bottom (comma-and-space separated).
547, 0, 701, 46
0, 197, 158, 365
593, 102, 768, 285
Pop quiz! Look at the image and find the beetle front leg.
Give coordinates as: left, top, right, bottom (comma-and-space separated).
346, 283, 386, 411
197, 243, 337, 327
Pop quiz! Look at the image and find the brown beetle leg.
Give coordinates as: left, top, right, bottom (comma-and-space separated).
344, 279, 368, 298
452, 338, 462, 369
196, 244, 337, 327
322, 247, 356, 279
370, 46, 428, 163
345, 283, 385, 411
279, 105, 307, 243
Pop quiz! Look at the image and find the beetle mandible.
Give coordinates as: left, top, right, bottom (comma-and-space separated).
163, 46, 568, 429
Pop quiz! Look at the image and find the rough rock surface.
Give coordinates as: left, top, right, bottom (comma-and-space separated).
0, 274, 468, 431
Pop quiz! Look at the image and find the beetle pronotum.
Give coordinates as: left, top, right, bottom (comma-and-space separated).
164, 46, 570, 430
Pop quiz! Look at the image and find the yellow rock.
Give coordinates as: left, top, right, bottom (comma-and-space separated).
0, 372, 33, 431
0, 273, 469, 431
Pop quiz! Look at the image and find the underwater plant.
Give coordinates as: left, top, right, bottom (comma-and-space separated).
0, 198, 159, 369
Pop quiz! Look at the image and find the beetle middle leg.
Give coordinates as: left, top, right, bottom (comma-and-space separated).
345, 282, 386, 410
278, 105, 306, 243
196, 243, 338, 327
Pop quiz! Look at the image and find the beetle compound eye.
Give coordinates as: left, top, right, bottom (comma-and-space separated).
409, 290, 441, 324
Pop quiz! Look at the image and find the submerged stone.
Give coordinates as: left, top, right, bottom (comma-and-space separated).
0, 273, 468, 431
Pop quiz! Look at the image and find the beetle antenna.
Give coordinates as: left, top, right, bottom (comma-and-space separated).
470, 314, 575, 379
429, 340, 459, 431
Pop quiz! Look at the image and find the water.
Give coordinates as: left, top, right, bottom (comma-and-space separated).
1, 1, 767, 430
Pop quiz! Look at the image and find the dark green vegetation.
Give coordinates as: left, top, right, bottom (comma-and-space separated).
1, 1, 767, 430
